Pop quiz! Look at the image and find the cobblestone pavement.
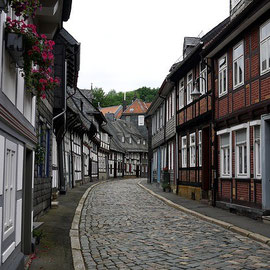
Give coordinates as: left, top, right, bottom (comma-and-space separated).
79, 179, 270, 270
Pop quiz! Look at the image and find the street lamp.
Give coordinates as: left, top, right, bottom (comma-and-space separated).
191, 76, 207, 100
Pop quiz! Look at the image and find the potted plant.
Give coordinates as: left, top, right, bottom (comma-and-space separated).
162, 167, 171, 192
9, 0, 42, 19
5, 18, 60, 100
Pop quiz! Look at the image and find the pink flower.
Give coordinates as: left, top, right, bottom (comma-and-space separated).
41, 93, 46, 99
41, 52, 47, 60
47, 52, 54, 60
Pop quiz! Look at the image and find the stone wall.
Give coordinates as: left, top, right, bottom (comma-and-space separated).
33, 177, 52, 220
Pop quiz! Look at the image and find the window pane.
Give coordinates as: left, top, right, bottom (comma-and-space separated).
261, 41, 267, 71
261, 21, 270, 41
239, 146, 243, 174
236, 129, 246, 143
239, 58, 243, 84
223, 69, 227, 92
244, 145, 247, 174
234, 62, 238, 86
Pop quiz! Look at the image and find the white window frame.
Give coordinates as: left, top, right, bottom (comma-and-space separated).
179, 79, 185, 109
233, 41, 244, 89
253, 125, 261, 179
187, 71, 193, 105
260, 19, 270, 75
138, 115, 144, 126
235, 127, 250, 178
218, 131, 232, 178
181, 136, 187, 168
189, 133, 196, 167
3, 140, 17, 240
218, 54, 228, 97
200, 62, 207, 95
199, 130, 202, 167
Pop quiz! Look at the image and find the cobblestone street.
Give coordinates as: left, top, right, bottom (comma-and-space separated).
79, 179, 270, 269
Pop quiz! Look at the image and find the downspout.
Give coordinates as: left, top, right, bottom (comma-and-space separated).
211, 57, 218, 207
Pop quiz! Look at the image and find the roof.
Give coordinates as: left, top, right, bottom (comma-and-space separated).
108, 119, 148, 153
115, 108, 123, 119
100, 105, 122, 116
203, 0, 267, 57
122, 99, 150, 115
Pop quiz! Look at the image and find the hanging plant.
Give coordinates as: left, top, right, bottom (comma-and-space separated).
5, 17, 60, 100
9, 0, 42, 19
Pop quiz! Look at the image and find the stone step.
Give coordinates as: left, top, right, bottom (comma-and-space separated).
262, 216, 270, 225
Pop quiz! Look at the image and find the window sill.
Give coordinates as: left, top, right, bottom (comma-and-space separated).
261, 68, 270, 76
220, 175, 232, 179
233, 83, 244, 91
218, 92, 228, 98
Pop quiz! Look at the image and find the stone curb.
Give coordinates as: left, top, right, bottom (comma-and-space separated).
138, 182, 270, 247
70, 182, 105, 270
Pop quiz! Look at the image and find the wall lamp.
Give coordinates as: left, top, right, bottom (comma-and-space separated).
190, 76, 207, 100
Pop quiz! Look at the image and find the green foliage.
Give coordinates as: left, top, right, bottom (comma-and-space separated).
91, 86, 159, 108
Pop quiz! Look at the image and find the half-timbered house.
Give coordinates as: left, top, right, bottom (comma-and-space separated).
203, 0, 270, 217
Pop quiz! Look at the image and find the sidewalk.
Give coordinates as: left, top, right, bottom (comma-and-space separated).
140, 180, 270, 243
29, 181, 96, 270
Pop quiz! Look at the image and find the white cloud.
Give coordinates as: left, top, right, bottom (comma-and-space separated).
64, 0, 229, 93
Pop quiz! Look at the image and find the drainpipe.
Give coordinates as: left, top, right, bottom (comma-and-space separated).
211, 57, 218, 207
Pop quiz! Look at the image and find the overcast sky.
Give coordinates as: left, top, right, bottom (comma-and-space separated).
64, 0, 229, 93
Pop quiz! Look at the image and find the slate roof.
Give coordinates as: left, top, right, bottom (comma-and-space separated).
122, 99, 150, 115
106, 119, 148, 153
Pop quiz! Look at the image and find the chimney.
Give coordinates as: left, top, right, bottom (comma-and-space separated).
123, 92, 127, 112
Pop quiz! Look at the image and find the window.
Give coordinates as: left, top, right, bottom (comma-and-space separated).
4, 140, 17, 239
179, 79, 184, 109
254, 126, 261, 179
260, 20, 270, 74
189, 133, 196, 167
172, 90, 175, 117
168, 142, 174, 170
187, 71, 193, 105
122, 136, 125, 143
220, 133, 231, 177
138, 115, 144, 126
129, 137, 132, 144
233, 42, 244, 88
181, 136, 187, 168
199, 130, 202, 167
137, 139, 140, 145
218, 55, 227, 97
200, 61, 207, 95
157, 110, 160, 130
143, 140, 146, 145
235, 129, 248, 177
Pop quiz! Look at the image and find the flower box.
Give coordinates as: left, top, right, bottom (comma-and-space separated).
5, 32, 24, 68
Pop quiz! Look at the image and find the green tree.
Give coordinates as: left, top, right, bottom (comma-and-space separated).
92, 87, 105, 107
